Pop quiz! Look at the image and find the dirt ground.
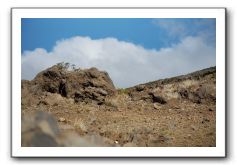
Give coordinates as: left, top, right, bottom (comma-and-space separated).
22, 92, 215, 147
21, 65, 216, 147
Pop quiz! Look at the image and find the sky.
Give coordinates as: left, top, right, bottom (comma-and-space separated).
21, 18, 216, 88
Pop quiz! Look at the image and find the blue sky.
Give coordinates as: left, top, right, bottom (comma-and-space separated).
21, 18, 215, 53
21, 18, 216, 88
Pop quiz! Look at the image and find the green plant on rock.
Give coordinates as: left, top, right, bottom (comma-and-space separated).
117, 88, 129, 95
56, 62, 72, 70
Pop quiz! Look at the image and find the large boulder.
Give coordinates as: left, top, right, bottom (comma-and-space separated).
23, 64, 116, 105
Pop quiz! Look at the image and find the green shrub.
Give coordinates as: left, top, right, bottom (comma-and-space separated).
117, 88, 129, 95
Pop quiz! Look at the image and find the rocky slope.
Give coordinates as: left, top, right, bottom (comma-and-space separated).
21, 64, 216, 147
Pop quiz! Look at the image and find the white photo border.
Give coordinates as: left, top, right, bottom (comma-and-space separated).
11, 7, 226, 157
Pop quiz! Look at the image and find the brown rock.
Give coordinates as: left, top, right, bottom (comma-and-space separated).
22, 64, 116, 105
153, 103, 161, 110
136, 85, 145, 91
58, 117, 66, 122
150, 92, 167, 104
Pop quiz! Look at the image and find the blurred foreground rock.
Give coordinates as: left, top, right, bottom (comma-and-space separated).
22, 111, 118, 147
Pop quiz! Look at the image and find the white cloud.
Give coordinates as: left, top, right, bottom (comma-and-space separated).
152, 19, 187, 37
22, 36, 215, 88
151, 19, 216, 46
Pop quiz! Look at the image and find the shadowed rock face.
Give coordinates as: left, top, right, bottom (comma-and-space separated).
22, 65, 116, 105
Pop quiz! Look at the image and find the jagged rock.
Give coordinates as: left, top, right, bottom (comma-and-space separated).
129, 92, 148, 101
21, 80, 30, 89
22, 64, 116, 105
59, 79, 67, 97
178, 85, 215, 104
42, 93, 66, 106
86, 67, 100, 78
194, 85, 216, 103
43, 70, 62, 79
136, 85, 145, 92
179, 88, 189, 98
149, 92, 167, 104
74, 91, 83, 103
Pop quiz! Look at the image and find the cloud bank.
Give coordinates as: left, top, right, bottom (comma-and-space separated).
22, 36, 215, 88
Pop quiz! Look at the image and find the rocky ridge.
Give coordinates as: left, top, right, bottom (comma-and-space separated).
21, 64, 216, 147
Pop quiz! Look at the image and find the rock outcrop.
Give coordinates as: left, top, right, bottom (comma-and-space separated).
22, 64, 116, 105
127, 67, 216, 105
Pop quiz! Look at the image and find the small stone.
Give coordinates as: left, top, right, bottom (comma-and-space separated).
38, 100, 48, 105
187, 134, 192, 138
191, 125, 197, 131
173, 106, 180, 109
157, 135, 168, 143
53, 103, 58, 106
209, 108, 214, 111
153, 103, 161, 110
58, 117, 66, 122
202, 118, 210, 124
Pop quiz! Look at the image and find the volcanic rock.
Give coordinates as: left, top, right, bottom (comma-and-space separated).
22, 64, 116, 105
